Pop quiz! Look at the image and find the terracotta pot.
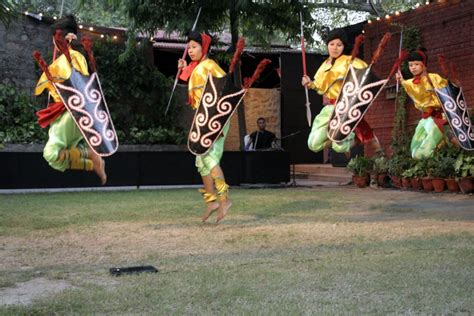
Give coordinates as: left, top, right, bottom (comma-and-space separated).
445, 178, 460, 193
421, 177, 433, 192
353, 175, 369, 188
411, 178, 423, 191
431, 178, 445, 193
377, 173, 388, 188
391, 175, 401, 189
458, 177, 474, 194
401, 177, 411, 190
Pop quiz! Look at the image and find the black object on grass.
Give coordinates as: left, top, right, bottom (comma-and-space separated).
109, 265, 158, 276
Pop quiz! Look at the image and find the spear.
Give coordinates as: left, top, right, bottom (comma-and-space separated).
165, 6, 202, 115
300, 11, 312, 127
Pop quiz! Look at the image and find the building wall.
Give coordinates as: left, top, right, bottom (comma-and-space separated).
225, 88, 281, 151
362, 0, 474, 156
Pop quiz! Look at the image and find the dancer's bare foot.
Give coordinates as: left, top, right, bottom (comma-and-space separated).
92, 155, 107, 185
216, 198, 232, 223
201, 201, 219, 223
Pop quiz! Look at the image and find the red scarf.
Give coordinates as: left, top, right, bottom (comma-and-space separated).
36, 102, 66, 128
179, 33, 212, 82
413, 74, 422, 84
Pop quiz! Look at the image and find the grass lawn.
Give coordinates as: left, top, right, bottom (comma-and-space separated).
0, 187, 473, 314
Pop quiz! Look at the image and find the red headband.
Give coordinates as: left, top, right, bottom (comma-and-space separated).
179, 33, 212, 82
416, 50, 427, 65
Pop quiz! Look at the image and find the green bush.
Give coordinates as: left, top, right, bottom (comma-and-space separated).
0, 84, 47, 144
93, 40, 186, 145
454, 151, 474, 178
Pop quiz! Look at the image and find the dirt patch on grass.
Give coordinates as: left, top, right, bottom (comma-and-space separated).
0, 277, 72, 306
1, 219, 473, 269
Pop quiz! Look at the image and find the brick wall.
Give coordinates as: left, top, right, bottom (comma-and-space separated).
362, 0, 474, 156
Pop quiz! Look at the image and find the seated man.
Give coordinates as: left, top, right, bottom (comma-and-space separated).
247, 117, 276, 150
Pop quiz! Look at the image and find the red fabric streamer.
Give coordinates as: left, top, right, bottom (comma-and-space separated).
438, 54, 449, 78
81, 36, 97, 72
36, 102, 66, 128
351, 34, 365, 61
243, 59, 271, 89
388, 49, 409, 79
33, 51, 53, 82
53, 30, 71, 63
371, 32, 392, 65
229, 37, 246, 74
354, 118, 375, 144
179, 33, 212, 82
449, 62, 460, 84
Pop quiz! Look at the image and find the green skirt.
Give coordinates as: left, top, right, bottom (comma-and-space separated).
411, 117, 446, 159
43, 111, 85, 171
195, 122, 230, 176
308, 105, 354, 153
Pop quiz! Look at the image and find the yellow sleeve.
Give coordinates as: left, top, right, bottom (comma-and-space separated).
402, 74, 446, 111
352, 57, 368, 69
188, 59, 226, 109
310, 55, 367, 100
34, 49, 89, 102
428, 73, 448, 89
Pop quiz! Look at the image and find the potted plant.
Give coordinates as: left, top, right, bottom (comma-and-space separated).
347, 155, 372, 188
373, 155, 389, 188
422, 157, 436, 192
439, 145, 461, 193
401, 167, 414, 190
410, 160, 426, 191
454, 151, 474, 194
387, 154, 411, 189
430, 154, 450, 193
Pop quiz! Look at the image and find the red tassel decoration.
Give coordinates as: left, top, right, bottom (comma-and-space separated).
33, 51, 53, 82
371, 32, 392, 65
243, 59, 271, 89
54, 30, 71, 63
449, 62, 460, 84
351, 34, 365, 61
438, 54, 449, 78
229, 37, 246, 74
388, 49, 409, 79
81, 36, 97, 72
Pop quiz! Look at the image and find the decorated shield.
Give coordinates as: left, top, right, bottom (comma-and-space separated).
435, 81, 474, 151
188, 73, 246, 156
53, 69, 119, 156
327, 64, 388, 142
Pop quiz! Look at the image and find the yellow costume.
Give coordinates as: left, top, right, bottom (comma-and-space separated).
34, 49, 94, 172
307, 55, 367, 153
401, 73, 449, 159
187, 58, 230, 202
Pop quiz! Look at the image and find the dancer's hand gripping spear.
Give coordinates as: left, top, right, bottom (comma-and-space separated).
165, 7, 202, 115
300, 11, 312, 127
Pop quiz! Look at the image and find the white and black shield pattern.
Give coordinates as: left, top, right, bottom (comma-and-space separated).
435, 82, 474, 151
327, 65, 388, 142
188, 73, 246, 156
54, 69, 119, 156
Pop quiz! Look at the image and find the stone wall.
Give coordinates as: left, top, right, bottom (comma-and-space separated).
0, 16, 51, 94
